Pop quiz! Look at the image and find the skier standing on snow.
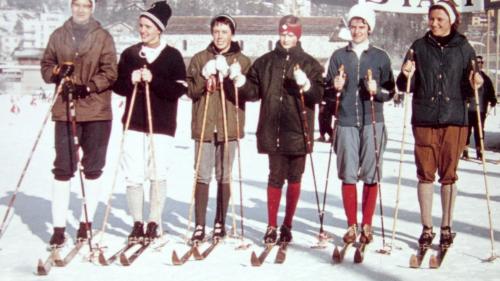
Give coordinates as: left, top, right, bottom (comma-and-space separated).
186, 14, 251, 243
40, 0, 117, 247
462, 55, 497, 161
397, 1, 481, 251
239, 15, 324, 244
113, 1, 186, 243
326, 4, 395, 246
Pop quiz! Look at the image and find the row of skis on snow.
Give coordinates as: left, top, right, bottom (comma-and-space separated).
36, 230, 454, 275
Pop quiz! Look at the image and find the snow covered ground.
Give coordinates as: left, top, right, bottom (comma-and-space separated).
0, 93, 499, 281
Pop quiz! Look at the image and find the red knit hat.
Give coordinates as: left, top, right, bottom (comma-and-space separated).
278, 15, 302, 39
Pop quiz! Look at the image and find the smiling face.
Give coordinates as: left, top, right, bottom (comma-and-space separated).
139, 16, 161, 47
279, 32, 298, 50
71, 0, 92, 24
349, 18, 369, 44
428, 8, 452, 37
212, 23, 233, 53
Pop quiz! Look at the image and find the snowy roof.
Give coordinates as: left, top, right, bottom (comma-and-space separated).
165, 16, 342, 35
12, 48, 44, 59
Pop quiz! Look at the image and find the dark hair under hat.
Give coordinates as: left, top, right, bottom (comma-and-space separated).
210, 14, 236, 34
140, 1, 172, 31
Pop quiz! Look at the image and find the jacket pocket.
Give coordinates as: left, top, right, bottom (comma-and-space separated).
412, 97, 437, 124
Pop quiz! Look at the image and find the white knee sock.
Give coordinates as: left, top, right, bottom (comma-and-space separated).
127, 184, 144, 222
80, 178, 101, 223
149, 180, 166, 225
52, 179, 71, 228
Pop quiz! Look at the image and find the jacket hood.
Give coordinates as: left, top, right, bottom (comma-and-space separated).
206, 41, 241, 56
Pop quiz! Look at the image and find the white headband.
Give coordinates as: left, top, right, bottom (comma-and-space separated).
434, 2, 456, 24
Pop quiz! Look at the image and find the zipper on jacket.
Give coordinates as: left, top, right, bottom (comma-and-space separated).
355, 53, 361, 127
276, 53, 290, 149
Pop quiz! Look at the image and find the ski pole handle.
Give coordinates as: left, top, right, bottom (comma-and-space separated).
367, 69, 376, 99
471, 59, 481, 90
405, 49, 414, 64
405, 49, 414, 94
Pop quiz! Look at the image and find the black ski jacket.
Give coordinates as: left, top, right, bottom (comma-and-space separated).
240, 42, 324, 155
397, 31, 476, 126
468, 71, 497, 113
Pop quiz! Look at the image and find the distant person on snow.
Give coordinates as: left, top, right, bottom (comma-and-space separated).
326, 3, 395, 247
113, 1, 186, 243
186, 14, 251, 244
239, 15, 324, 244
462, 55, 497, 160
40, 0, 117, 248
397, 1, 482, 251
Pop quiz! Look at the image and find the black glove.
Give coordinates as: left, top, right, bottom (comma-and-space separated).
73, 84, 90, 99
59, 63, 74, 78
54, 62, 75, 83
62, 82, 90, 100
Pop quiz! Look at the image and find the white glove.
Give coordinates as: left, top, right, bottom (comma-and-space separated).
229, 61, 242, 80
294, 68, 311, 91
131, 69, 142, 84
201, 59, 217, 80
215, 55, 229, 78
333, 75, 345, 91
141, 68, 152, 83
367, 79, 377, 95
229, 61, 246, 88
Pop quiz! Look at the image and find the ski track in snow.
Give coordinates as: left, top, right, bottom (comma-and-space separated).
0, 94, 499, 281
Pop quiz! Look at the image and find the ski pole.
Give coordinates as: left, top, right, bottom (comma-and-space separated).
0, 82, 64, 241
67, 79, 93, 253
217, 70, 237, 238
389, 49, 414, 254
97, 82, 139, 247
185, 78, 212, 241
318, 64, 344, 243
471, 59, 497, 261
366, 69, 387, 253
233, 76, 249, 249
143, 68, 160, 235
294, 65, 321, 236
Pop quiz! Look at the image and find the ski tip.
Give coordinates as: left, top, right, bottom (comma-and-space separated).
275, 251, 286, 264
119, 253, 130, 266
354, 249, 363, 264
98, 252, 109, 266
409, 254, 420, 268
36, 259, 48, 276
192, 247, 203, 260
332, 247, 340, 263
429, 254, 439, 268
171, 250, 182, 266
250, 251, 261, 267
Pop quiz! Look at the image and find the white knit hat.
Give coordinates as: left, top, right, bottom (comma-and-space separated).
69, 0, 95, 13
347, 3, 376, 33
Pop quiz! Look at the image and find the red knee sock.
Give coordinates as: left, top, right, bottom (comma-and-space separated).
267, 186, 282, 227
341, 183, 357, 226
283, 182, 301, 228
362, 183, 378, 226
